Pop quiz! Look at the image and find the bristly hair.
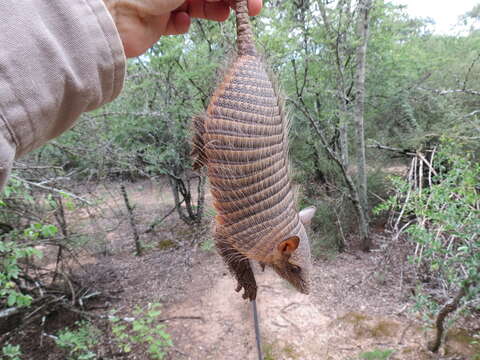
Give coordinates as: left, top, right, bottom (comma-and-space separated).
187, 0, 313, 300
190, 0, 301, 263
190, 113, 207, 170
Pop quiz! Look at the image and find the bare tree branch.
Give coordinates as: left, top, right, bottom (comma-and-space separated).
11, 175, 92, 205
419, 87, 480, 96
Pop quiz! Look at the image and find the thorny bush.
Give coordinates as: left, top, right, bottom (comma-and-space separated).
376, 139, 479, 324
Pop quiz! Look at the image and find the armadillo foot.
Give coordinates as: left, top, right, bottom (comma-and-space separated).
233, 262, 257, 301
216, 240, 257, 301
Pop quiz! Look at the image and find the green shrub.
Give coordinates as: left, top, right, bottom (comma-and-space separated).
200, 237, 215, 252
0, 240, 42, 308
359, 348, 395, 360
55, 321, 100, 360
1, 344, 22, 360
311, 199, 345, 254
110, 303, 173, 359
376, 139, 480, 323
366, 168, 392, 210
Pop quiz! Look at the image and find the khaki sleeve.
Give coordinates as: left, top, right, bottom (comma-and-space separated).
0, 0, 126, 190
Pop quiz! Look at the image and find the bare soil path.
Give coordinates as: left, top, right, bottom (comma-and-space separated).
86, 245, 479, 360
35, 180, 479, 360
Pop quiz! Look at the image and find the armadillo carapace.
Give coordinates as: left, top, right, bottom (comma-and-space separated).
192, 0, 316, 301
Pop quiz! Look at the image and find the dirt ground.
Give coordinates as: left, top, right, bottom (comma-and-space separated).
14, 180, 480, 360
85, 250, 479, 360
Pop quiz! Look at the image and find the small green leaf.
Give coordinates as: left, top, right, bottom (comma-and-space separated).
7, 293, 17, 306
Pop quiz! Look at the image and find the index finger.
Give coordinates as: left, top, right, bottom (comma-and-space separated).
213, 0, 263, 16
182, 0, 262, 21
187, 0, 230, 21
244, 0, 262, 16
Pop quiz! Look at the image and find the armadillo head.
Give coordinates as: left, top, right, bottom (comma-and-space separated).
270, 207, 316, 294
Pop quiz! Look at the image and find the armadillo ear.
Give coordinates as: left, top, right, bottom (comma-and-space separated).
277, 236, 300, 257
299, 206, 316, 225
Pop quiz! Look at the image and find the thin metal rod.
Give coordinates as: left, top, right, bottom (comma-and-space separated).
252, 299, 263, 360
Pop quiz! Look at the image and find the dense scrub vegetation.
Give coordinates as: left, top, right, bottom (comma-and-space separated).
1, 1, 479, 358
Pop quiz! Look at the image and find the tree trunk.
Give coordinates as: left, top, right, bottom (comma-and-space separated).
318, 0, 351, 167
428, 280, 473, 352
353, 0, 372, 251
168, 172, 206, 225
338, 102, 350, 167
120, 184, 142, 256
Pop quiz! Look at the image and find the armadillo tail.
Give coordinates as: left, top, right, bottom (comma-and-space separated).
235, 0, 257, 56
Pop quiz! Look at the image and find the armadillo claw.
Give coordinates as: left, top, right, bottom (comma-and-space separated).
235, 281, 257, 301
259, 262, 266, 272
232, 269, 257, 300
232, 260, 257, 301
216, 240, 258, 301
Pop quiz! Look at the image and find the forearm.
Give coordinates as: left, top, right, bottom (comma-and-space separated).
0, 0, 263, 191
0, 0, 126, 189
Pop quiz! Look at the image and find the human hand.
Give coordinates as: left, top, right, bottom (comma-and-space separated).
104, 0, 263, 58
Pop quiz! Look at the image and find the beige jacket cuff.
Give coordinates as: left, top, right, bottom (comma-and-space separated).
0, 0, 126, 189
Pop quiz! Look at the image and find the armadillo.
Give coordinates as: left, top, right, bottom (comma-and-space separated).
191, 0, 316, 301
